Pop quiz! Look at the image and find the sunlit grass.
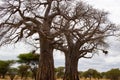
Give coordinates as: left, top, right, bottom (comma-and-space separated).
56, 78, 110, 80
0, 77, 110, 80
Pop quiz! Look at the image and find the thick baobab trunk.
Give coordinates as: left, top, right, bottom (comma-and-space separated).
36, 36, 55, 80
63, 53, 79, 80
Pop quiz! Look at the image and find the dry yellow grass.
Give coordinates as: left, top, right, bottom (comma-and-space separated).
0, 75, 33, 80
0, 78, 110, 80
56, 78, 110, 80
0, 77, 110, 80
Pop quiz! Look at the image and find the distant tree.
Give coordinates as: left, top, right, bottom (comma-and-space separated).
55, 67, 64, 79
7, 68, 18, 80
17, 52, 39, 80
78, 71, 84, 78
105, 68, 120, 80
17, 52, 39, 64
82, 70, 90, 79
82, 69, 101, 80
0, 60, 14, 78
101, 72, 106, 79
18, 65, 30, 79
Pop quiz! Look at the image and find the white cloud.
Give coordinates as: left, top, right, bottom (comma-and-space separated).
53, 50, 65, 60
105, 56, 120, 63
0, 42, 35, 60
84, 0, 120, 24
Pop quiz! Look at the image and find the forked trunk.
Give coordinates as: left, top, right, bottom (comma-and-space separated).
63, 53, 79, 80
36, 36, 55, 80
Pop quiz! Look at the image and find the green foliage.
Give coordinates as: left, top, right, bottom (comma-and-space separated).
18, 65, 30, 79
17, 53, 39, 80
78, 71, 83, 78
0, 60, 14, 78
81, 68, 120, 80
55, 66, 64, 78
101, 72, 106, 78
105, 68, 120, 80
82, 70, 90, 78
17, 53, 39, 64
82, 69, 101, 79
7, 68, 18, 80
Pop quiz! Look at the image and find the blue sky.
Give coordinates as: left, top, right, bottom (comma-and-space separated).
0, 0, 120, 72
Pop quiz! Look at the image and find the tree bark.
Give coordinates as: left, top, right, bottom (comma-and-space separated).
36, 36, 55, 80
63, 53, 79, 80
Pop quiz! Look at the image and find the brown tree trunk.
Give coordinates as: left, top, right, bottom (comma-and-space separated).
63, 53, 79, 80
36, 36, 55, 80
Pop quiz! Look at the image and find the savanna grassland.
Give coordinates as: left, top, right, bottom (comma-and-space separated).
0, 79, 110, 80
57, 79, 110, 80
0, 77, 110, 80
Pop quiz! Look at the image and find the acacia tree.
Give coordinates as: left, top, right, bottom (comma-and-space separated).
106, 68, 120, 80
53, 2, 117, 80
17, 52, 39, 80
7, 68, 18, 80
18, 64, 30, 79
82, 69, 101, 80
55, 66, 64, 79
0, 60, 14, 78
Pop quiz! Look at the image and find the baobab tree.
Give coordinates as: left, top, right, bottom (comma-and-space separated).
0, 0, 81, 80
53, 2, 117, 80
0, 0, 117, 80
0, 0, 65, 80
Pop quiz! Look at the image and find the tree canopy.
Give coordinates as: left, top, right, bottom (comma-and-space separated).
17, 52, 39, 64
18, 64, 30, 79
17, 52, 39, 80
0, 60, 14, 78
106, 68, 120, 80
55, 67, 64, 79
0, 0, 117, 80
7, 68, 18, 80
82, 69, 101, 79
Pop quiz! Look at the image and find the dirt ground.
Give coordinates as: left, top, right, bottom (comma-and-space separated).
0, 76, 110, 80
0, 78, 110, 80
57, 79, 110, 80
0, 78, 109, 80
